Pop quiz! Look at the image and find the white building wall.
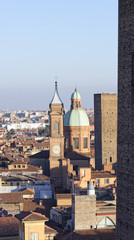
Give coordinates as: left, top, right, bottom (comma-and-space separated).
0, 185, 52, 199
3, 122, 48, 131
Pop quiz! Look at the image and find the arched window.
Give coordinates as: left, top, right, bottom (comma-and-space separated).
98, 217, 115, 229
65, 138, 69, 149
75, 101, 78, 108
73, 138, 79, 149
54, 122, 59, 134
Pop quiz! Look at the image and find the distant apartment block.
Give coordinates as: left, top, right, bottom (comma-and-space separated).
4, 122, 48, 131
94, 93, 117, 170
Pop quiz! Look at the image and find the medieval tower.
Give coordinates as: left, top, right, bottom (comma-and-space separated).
94, 93, 117, 170
116, 1, 134, 239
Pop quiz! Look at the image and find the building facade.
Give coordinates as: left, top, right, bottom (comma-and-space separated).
116, 1, 134, 239
94, 93, 117, 170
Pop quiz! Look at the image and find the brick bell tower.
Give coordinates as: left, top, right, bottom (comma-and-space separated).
49, 82, 65, 190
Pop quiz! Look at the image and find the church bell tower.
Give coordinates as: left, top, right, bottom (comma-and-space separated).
49, 82, 65, 189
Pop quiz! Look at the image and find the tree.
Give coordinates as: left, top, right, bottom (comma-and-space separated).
6, 131, 11, 140
38, 126, 50, 137
10, 129, 15, 135
44, 125, 50, 136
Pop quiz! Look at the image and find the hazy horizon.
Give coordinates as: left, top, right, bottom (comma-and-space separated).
0, 1, 118, 111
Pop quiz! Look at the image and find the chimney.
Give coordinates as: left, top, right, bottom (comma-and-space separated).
39, 200, 43, 206
87, 181, 95, 196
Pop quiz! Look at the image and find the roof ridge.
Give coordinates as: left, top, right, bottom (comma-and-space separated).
22, 211, 47, 221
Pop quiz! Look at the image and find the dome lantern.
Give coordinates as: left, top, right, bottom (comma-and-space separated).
71, 88, 81, 110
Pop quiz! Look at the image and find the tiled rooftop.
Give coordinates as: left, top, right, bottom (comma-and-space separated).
0, 217, 19, 237
0, 192, 23, 204
56, 193, 72, 199
65, 151, 90, 160
56, 229, 115, 240
16, 211, 48, 222
19, 187, 35, 195
45, 225, 57, 234
91, 171, 116, 179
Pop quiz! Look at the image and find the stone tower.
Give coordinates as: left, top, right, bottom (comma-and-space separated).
49, 82, 65, 190
94, 93, 117, 170
72, 188, 96, 230
116, 1, 134, 239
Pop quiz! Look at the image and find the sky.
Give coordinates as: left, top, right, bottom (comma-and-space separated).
0, 0, 118, 111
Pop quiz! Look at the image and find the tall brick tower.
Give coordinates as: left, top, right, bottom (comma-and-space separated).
94, 93, 117, 170
116, 1, 134, 239
49, 82, 65, 191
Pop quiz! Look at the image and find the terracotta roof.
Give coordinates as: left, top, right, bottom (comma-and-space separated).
30, 150, 49, 159
45, 225, 57, 234
56, 193, 72, 199
31, 174, 50, 180
23, 199, 45, 213
57, 229, 115, 240
23, 211, 48, 221
46, 220, 64, 239
0, 217, 19, 237
19, 188, 35, 195
0, 164, 41, 173
0, 192, 23, 204
10, 160, 27, 165
33, 142, 49, 147
16, 211, 48, 222
22, 141, 33, 146
65, 151, 90, 160
91, 171, 116, 179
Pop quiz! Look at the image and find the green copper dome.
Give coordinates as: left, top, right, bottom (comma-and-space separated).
64, 109, 89, 127
71, 88, 81, 99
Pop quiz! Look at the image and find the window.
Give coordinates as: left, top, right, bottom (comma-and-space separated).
104, 178, 109, 184
65, 138, 69, 149
75, 101, 78, 108
73, 138, 79, 149
96, 178, 100, 185
14, 165, 16, 168
83, 137, 88, 148
31, 233, 39, 240
82, 170, 85, 177
22, 165, 25, 168
110, 157, 112, 162
54, 122, 59, 134
18, 165, 21, 168
73, 165, 79, 175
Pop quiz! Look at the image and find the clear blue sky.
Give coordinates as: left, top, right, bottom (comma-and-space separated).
0, 0, 118, 110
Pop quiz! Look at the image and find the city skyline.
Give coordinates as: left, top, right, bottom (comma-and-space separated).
0, 1, 118, 110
